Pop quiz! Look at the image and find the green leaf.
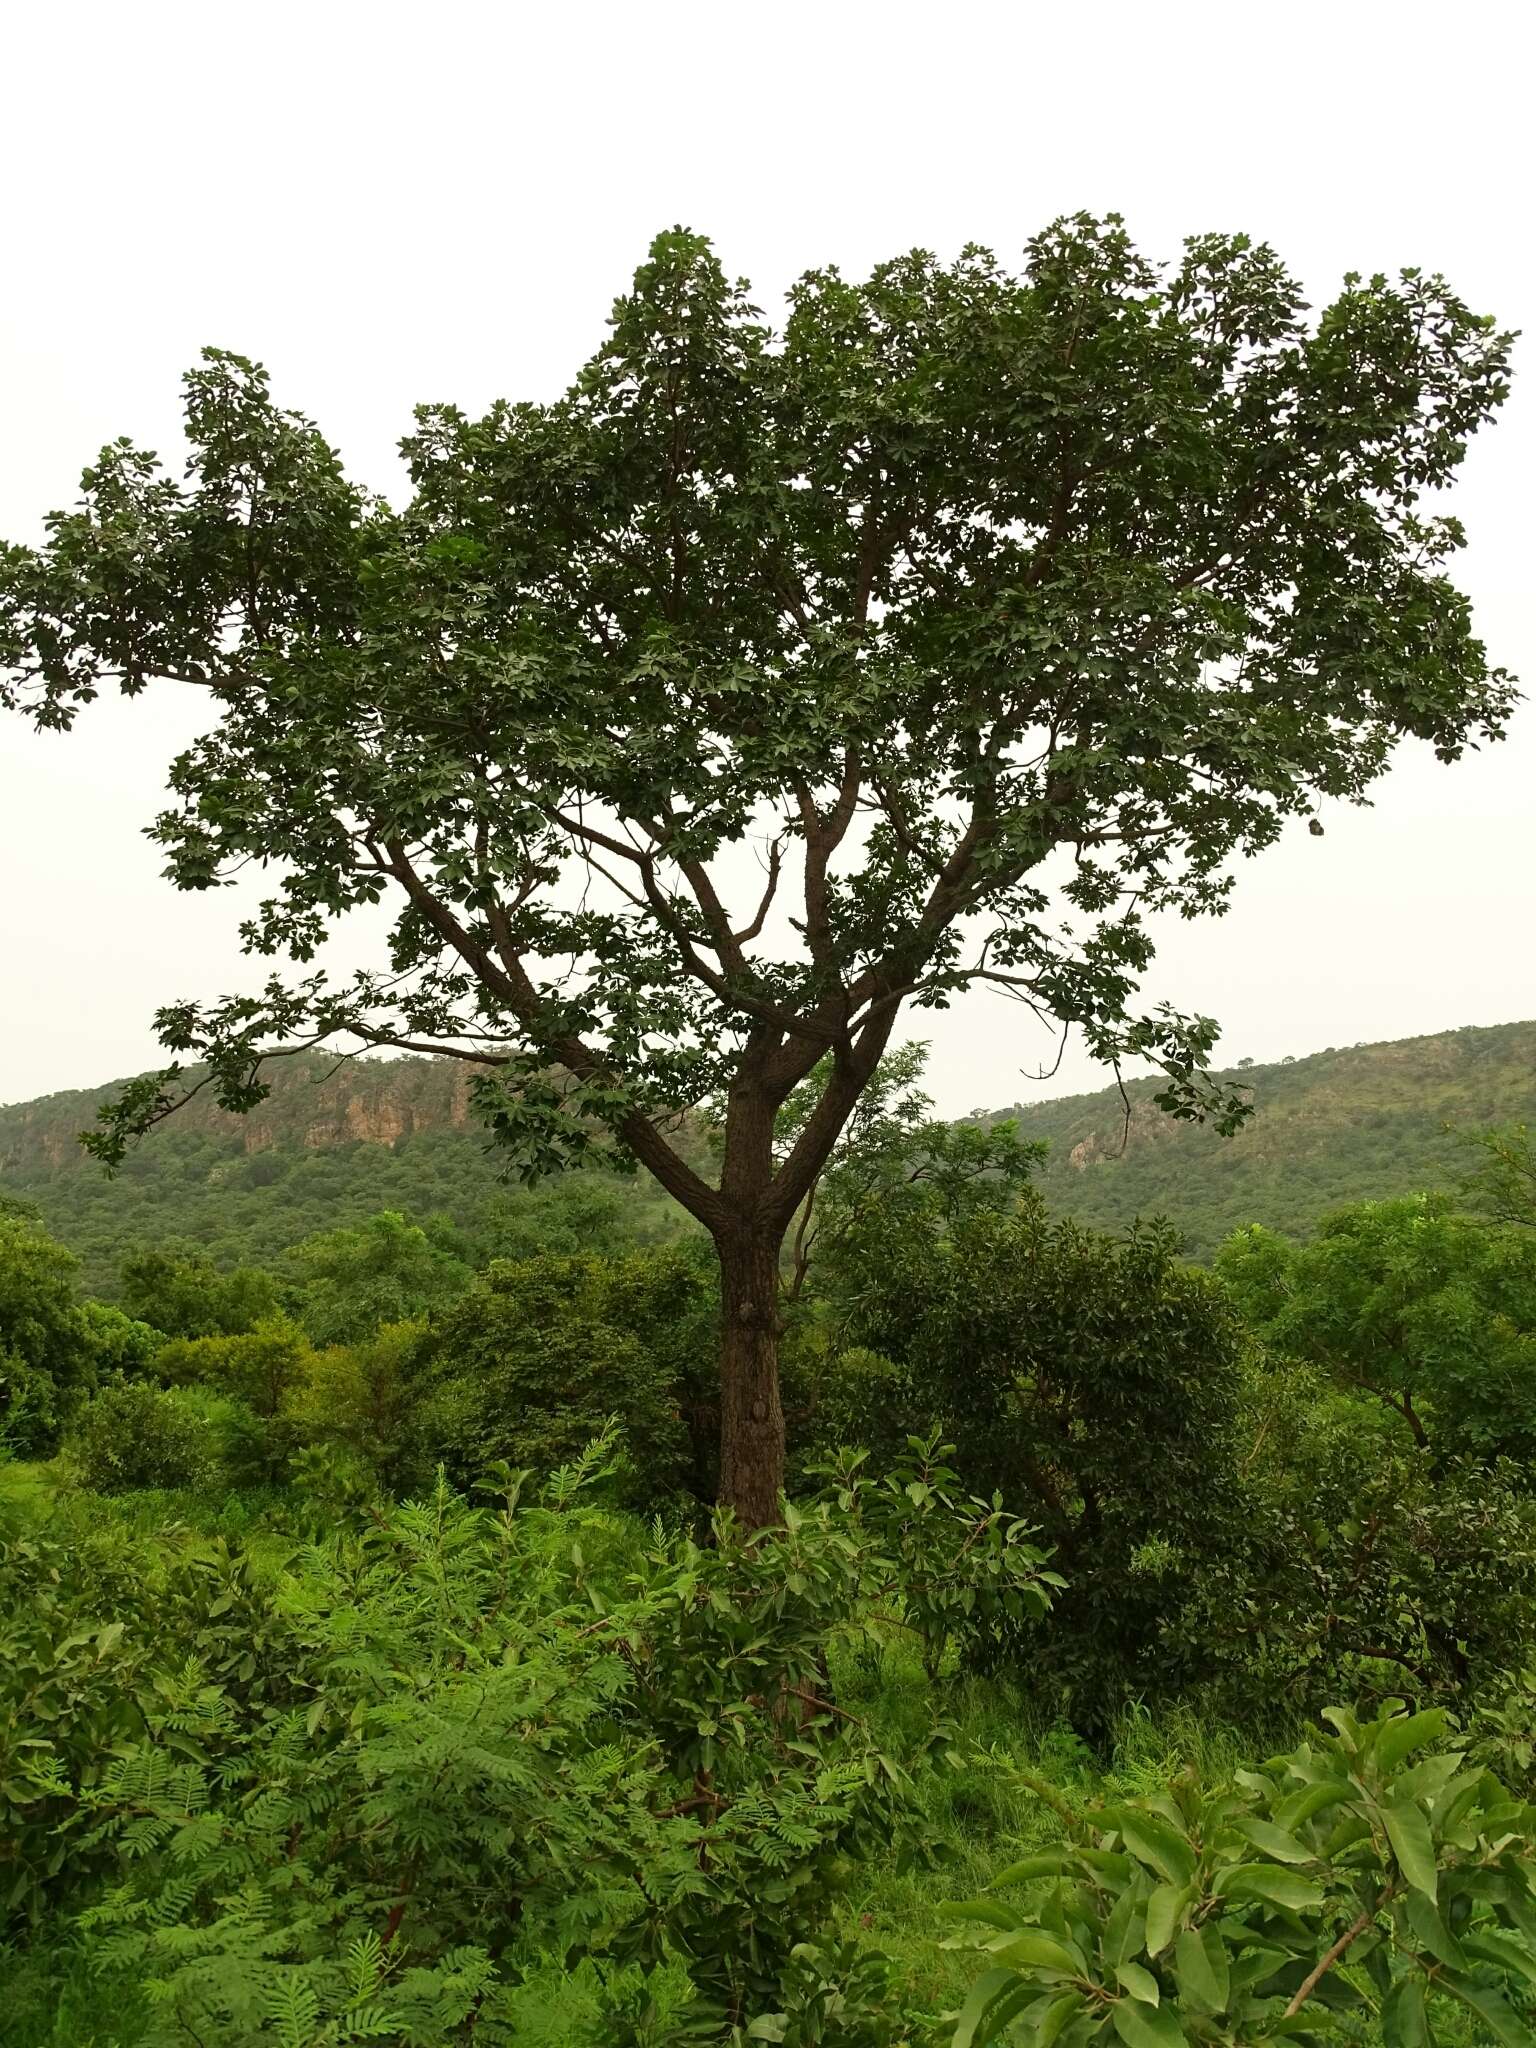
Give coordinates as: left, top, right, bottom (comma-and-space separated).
1111, 1811, 1197, 1888
1234, 1818, 1316, 1865
1462, 1927, 1536, 1992
943, 1900, 1026, 1932
952, 1967, 1043, 2048
1402, 1889, 1465, 1968
1111, 1998, 1187, 2048
1276, 1781, 1353, 1831
1211, 1863, 1325, 1911
993, 1852, 1077, 1886
1174, 1926, 1229, 2014
1116, 1962, 1161, 2005
1376, 1709, 1449, 1776
1381, 1801, 1438, 1902
1380, 1977, 1430, 2048
1145, 1883, 1186, 1957
992, 1931, 1085, 1977
1034, 1992, 1086, 2048
1438, 1969, 1536, 2047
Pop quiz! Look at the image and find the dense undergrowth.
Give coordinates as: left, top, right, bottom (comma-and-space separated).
5, 1102, 1536, 2042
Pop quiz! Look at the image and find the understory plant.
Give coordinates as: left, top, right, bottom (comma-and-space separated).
16, 1431, 1054, 2042
944, 1700, 1536, 2045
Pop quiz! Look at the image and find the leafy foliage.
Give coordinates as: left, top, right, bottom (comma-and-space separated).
288, 1208, 472, 1347
66, 1380, 218, 1493
414, 1246, 711, 1505
823, 1199, 1250, 1724
1, 1438, 1054, 2041
0, 1210, 97, 1452
1217, 1195, 1536, 1463
121, 1247, 285, 1340
1462, 1121, 1536, 1230
945, 1700, 1536, 2046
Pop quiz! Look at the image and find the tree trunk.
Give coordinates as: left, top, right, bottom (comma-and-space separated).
714, 1225, 787, 1529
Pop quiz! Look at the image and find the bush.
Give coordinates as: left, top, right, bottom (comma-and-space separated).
77, 1300, 165, 1378
119, 1249, 285, 1341
0, 1504, 288, 1931
288, 1209, 471, 1347
66, 1380, 217, 1494
37, 1438, 1039, 2041
823, 1202, 1251, 1728
1183, 1368, 1536, 1721
945, 1700, 1536, 2046
414, 1248, 706, 1505
0, 1212, 96, 1453
1216, 1197, 1536, 1466
285, 1318, 430, 1481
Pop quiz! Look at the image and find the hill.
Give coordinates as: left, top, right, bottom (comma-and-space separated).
999, 1018, 1536, 1255
3, 1020, 1533, 1292
0, 1056, 687, 1296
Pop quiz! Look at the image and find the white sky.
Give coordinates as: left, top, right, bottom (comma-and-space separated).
1, 0, 1530, 1118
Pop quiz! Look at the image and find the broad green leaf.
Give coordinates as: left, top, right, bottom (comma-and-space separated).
1381, 1801, 1437, 1902
943, 1900, 1026, 1931
952, 1967, 1043, 2048
1211, 1863, 1325, 1911
1403, 1889, 1465, 1968
1034, 1992, 1086, 2048
1111, 1997, 1187, 2048
1145, 1883, 1186, 1957
1116, 1962, 1161, 2006
1174, 1926, 1229, 2014
1392, 1753, 1465, 1809
1376, 1710, 1449, 1776
1234, 1818, 1315, 1865
1463, 1927, 1536, 1992
1276, 1781, 1353, 1831
993, 1852, 1077, 1886
1111, 1812, 1197, 1888
1381, 1975, 1431, 2048
992, 1930, 1085, 1977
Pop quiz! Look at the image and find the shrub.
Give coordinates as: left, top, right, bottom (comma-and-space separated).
36, 1439, 1044, 2039
414, 1249, 704, 1505
1216, 1197, 1536, 1466
285, 1318, 430, 1480
67, 1380, 217, 1493
1188, 1377, 1536, 1721
288, 1209, 471, 1347
825, 1202, 1251, 1727
0, 1211, 95, 1452
0, 1507, 287, 1931
944, 1700, 1536, 2045
119, 1249, 285, 1341
77, 1300, 165, 1378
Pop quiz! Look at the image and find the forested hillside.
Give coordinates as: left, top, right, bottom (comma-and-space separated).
0, 1057, 692, 1295
1000, 1017, 1536, 1254
4, 1019, 1532, 1291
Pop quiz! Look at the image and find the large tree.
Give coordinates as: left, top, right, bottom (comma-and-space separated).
0, 217, 1516, 1521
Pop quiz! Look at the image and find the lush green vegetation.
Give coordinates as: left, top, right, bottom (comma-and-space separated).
7, 1067, 1536, 2043
3, 218, 1516, 1523
2, 211, 1526, 2041
0, 1058, 692, 1301
1002, 1021, 1536, 1258
6, 1020, 1534, 1302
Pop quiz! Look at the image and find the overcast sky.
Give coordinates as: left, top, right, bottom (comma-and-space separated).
2, 0, 1530, 1119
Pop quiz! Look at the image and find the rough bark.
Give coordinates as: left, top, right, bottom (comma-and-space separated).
714, 1226, 788, 1530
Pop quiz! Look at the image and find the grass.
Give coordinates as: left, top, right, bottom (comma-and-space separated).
1, 1938, 150, 2047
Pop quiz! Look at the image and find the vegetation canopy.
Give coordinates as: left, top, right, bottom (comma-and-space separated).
0, 215, 1515, 1518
